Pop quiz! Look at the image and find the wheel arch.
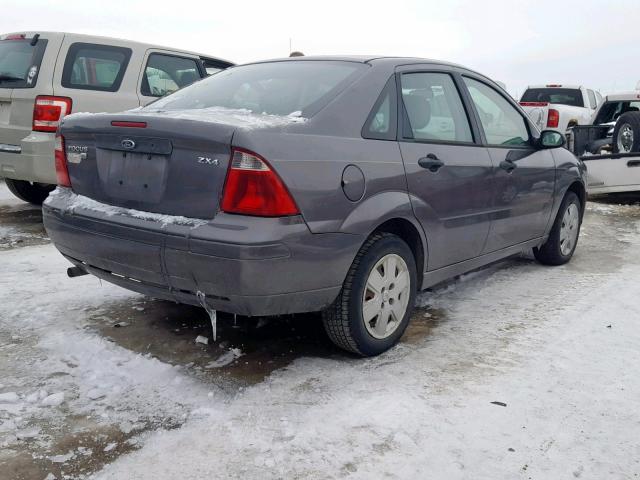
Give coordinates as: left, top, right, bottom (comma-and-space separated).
566, 180, 587, 217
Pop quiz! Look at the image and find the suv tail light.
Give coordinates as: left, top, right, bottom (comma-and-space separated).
547, 109, 560, 128
221, 148, 299, 217
33, 96, 72, 132
54, 134, 71, 187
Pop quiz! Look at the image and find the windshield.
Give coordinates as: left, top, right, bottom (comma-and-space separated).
145, 61, 367, 117
521, 88, 584, 108
594, 100, 640, 125
0, 37, 47, 89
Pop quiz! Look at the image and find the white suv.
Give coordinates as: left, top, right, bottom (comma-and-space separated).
0, 31, 233, 204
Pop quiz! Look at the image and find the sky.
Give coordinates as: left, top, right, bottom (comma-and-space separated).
2, 0, 639, 98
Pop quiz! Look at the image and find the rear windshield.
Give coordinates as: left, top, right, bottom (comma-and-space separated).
145, 61, 367, 117
0, 37, 47, 89
521, 88, 584, 107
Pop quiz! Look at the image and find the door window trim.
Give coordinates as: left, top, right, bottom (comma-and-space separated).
395, 69, 482, 147
460, 74, 536, 150
140, 51, 206, 98
61, 42, 132, 92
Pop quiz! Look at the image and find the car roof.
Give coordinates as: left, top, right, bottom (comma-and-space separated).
1, 31, 234, 65
605, 92, 640, 101
245, 55, 462, 67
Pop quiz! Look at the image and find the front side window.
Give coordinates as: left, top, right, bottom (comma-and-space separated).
62, 43, 132, 92
0, 37, 48, 89
464, 77, 530, 147
145, 61, 366, 118
141, 54, 202, 97
594, 101, 640, 124
400, 72, 473, 143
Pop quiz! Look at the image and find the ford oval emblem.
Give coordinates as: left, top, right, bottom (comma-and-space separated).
121, 139, 136, 149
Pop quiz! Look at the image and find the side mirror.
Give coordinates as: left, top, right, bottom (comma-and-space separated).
538, 130, 565, 149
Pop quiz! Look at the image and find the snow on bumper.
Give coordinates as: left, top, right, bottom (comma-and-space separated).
42, 188, 357, 316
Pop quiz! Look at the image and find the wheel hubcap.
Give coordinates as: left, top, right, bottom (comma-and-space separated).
362, 254, 411, 339
617, 124, 634, 153
559, 203, 580, 256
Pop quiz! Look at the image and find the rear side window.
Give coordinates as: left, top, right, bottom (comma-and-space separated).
362, 76, 397, 140
520, 88, 584, 108
464, 77, 530, 147
141, 53, 202, 97
587, 89, 597, 109
0, 37, 48, 89
62, 43, 132, 92
145, 61, 366, 118
400, 72, 473, 143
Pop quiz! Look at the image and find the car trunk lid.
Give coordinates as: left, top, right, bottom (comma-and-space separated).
62, 113, 236, 219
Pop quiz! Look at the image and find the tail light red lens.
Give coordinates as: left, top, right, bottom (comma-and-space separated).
33, 96, 72, 133
221, 148, 299, 217
54, 134, 71, 187
547, 109, 560, 128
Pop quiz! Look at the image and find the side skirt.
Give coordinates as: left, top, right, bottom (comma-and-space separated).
421, 237, 546, 290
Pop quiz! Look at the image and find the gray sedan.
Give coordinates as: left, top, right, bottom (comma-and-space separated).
43, 56, 586, 356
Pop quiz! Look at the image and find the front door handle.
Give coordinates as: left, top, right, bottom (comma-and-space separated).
418, 154, 444, 172
627, 160, 640, 167
499, 159, 517, 173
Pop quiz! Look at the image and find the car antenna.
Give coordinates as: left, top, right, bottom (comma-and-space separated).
30, 34, 40, 46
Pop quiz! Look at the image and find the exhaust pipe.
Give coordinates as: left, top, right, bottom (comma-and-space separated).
67, 266, 88, 278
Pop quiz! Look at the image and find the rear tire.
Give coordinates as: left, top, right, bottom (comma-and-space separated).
612, 112, 640, 154
322, 232, 417, 356
4, 179, 55, 205
533, 191, 582, 265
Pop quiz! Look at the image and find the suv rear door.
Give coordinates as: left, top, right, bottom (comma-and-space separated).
137, 50, 206, 106
396, 66, 494, 271
0, 32, 61, 154
53, 37, 142, 113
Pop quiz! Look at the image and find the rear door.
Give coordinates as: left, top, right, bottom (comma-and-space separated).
397, 67, 495, 270
0, 33, 60, 152
461, 76, 555, 251
53, 37, 142, 113
137, 50, 206, 106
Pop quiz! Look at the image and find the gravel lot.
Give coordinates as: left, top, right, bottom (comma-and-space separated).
1, 180, 639, 480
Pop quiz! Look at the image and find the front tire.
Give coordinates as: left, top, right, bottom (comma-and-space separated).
323, 232, 417, 356
4, 179, 55, 205
533, 191, 582, 265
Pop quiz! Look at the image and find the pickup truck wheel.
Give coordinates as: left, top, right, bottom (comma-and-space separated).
4, 179, 55, 205
533, 191, 582, 265
613, 112, 640, 154
322, 232, 417, 357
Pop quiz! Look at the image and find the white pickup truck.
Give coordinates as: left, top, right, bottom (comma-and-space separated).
519, 85, 602, 134
570, 87, 640, 194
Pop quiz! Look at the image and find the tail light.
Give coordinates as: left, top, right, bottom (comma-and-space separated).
221, 148, 299, 217
33, 96, 72, 132
547, 109, 560, 128
519, 101, 549, 107
54, 134, 71, 187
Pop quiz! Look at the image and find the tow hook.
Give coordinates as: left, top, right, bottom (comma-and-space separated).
196, 291, 218, 342
67, 266, 88, 278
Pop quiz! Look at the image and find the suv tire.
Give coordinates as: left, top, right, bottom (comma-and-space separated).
323, 232, 417, 356
533, 191, 582, 265
5, 179, 55, 205
613, 111, 640, 154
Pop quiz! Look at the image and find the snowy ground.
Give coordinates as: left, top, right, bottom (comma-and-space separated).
1, 179, 639, 480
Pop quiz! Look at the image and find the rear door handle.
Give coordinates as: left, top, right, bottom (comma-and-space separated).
627, 160, 640, 167
418, 154, 444, 172
499, 159, 517, 173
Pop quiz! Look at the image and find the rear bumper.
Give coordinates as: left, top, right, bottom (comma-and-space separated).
0, 131, 56, 184
42, 188, 362, 316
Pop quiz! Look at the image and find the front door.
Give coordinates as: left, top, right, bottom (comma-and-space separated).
397, 71, 495, 270
461, 76, 556, 252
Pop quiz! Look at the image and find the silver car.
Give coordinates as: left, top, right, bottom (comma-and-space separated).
0, 31, 232, 204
